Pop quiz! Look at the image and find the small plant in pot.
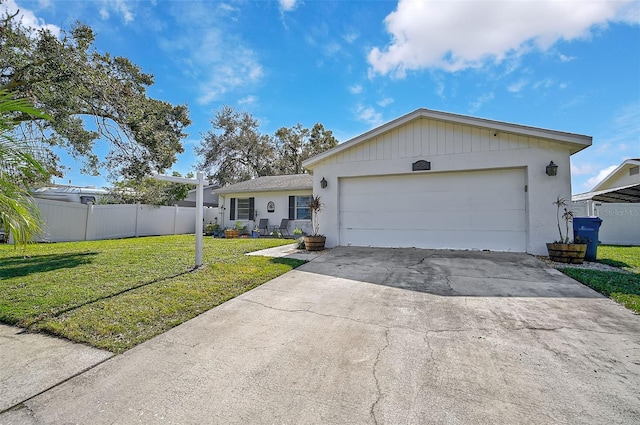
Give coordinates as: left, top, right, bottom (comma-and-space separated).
304, 196, 326, 251
546, 196, 587, 264
293, 228, 305, 249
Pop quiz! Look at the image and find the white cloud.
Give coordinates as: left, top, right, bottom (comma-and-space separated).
586, 165, 618, 189
112, 0, 134, 23
469, 92, 495, 113
0, 0, 60, 36
368, 0, 639, 77
354, 104, 383, 127
570, 162, 595, 176
507, 80, 528, 93
559, 53, 576, 63
377, 97, 394, 107
238, 95, 258, 105
343, 31, 359, 44
533, 78, 555, 90
349, 84, 363, 94
279, 0, 298, 12
158, 4, 264, 105
96, 0, 134, 23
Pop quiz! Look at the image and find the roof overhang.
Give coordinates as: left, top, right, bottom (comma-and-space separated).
572, 183, 640, 203
215, 185, 312, 195
303, 108, 592, 169
591, 159, 640, 192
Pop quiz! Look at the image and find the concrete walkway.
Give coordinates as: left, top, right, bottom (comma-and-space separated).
0, 325, 112, 413
1, 247, 639, 424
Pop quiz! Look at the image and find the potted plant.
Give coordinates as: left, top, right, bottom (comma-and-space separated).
225, 221, 244, 239
252, 226, 260, 238
204, 223, 216, 236
546, 196, 587, 264
293, 228, 305, 249
304, 196, 326, 251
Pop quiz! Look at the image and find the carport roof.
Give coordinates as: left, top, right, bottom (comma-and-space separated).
214, 174, 312, 194
303, 108, 592, 169
572, 183, 640, 203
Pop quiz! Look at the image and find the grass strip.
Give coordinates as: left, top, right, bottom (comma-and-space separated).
560, 245, 639, 315
0, 236, 301, 352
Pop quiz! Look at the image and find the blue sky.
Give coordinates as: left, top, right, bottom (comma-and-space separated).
6, 0, 640, 194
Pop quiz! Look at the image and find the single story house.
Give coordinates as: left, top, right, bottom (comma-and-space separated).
214, 174, 313, 235
177, 184, 220, 208
572, 159, 640, 246
302, 108, 592, 255
573, 158, 640, 205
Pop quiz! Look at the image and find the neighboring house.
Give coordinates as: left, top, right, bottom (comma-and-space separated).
573, 158, 640, 205
302, 108, 592, 255
214, 174, 313, 234
572, 159, 640, 246
32, 186, 109, 204
176, 184, 220, 207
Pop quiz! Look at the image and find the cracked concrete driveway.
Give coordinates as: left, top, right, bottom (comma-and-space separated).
2, 247, 639, 424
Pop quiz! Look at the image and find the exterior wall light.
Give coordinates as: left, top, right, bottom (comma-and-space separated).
320, 177, 328, 189
546, 161, 558, 176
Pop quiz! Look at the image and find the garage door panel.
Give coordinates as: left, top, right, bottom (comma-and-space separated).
341, 228, 526, 251
341, 209, 525, 232
338, 169, 527, 252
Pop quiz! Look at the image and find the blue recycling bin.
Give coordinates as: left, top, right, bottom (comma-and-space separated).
573, 217, 603, 262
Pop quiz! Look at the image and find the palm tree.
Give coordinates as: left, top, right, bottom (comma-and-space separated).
0, 90, 50, 247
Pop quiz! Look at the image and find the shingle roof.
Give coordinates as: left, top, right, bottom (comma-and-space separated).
214, 174, 312, 194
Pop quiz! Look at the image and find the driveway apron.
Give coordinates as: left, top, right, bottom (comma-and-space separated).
2, 247, 639, 424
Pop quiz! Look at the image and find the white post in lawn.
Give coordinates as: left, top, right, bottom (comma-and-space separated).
152, 171, 205, 268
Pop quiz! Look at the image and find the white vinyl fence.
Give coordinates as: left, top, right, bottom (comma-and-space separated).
572, 202, 640, 246
32, 199, 219, 243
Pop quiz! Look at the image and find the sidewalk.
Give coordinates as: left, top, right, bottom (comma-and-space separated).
0, 324, 113, 413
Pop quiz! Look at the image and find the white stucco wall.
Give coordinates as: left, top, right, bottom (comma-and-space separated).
218, 190, 313, 235
308, 116, 577, 255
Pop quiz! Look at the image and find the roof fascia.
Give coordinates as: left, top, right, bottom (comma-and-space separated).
591, 159, 640, 191
303, 108, 592, 169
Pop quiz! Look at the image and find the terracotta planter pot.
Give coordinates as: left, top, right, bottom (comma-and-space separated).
304, 236, 326, 251
546, 243, 587, 264
224, 230, 239, 239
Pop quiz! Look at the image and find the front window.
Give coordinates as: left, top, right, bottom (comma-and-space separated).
296, 196, 312, 219
237, 198, 250, 220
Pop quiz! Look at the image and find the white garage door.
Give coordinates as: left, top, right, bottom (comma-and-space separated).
339, 168, 527, 252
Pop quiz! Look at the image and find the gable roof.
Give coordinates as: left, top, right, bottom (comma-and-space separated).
214, 174, 312, 194
591, 158, 640, 192
303, 108, 592, 169
572, 182, 640, 203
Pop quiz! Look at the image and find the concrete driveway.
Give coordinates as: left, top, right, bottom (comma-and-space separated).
2, 247, 639, 424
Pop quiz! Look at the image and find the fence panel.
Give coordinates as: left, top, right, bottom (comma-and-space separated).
86, 204, 138, 240
596, 203, 640, 246
37, 199, 88, 242
32, 199, 210, 243
136, 205, 177, 237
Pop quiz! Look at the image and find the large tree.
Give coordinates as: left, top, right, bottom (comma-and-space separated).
0, 89, 49, 247
104, 172, 193, 206
1, 7, 191, 180
196, 106, 275, 186
272, 122, 338, 175
197, 106, 338, 185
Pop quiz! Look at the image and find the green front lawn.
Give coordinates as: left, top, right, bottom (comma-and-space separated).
0, 236, 302, 353
560, 245, 640, 314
